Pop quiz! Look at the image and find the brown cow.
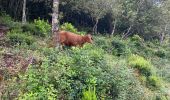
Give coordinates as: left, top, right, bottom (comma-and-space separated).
50, 30, 93, 47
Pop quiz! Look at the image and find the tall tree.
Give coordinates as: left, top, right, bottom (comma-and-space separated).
108, 0, 122, 36
22, 0, 27, 24
52, 0, 59, 33
157, 0, 170, 44
70, 0, 109, 34
52, 0, 59, 47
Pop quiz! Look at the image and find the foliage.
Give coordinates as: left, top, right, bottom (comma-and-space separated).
22, 23, 39, 35
60, 22, 86, 35
0, 13, 22, 30
0, 17, 170, 99
111, 38, 129, 56
61, 22, 78, 33
94, 36, 111, 53
2, 0, 170, 40
7, 29, 35, 45
128, 54, 153, 77
16, 59, 58, 100
155, 49, 166, 58
128, 54, 164, 90
22, 18, 51, 37
33, 18, 51, 37
147, 75, 162, 90
82, 86, 97, 100
1, 44, 146, 100
131, 35, 144, 42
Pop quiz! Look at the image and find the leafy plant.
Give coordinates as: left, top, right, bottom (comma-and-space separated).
128, 54, 153, 77
22, 23, 38, 35
155, 49, 166, 58
111, 38, 129, 56
147, 75, 162, 90
61, 23, 78, 33
82, 86, 97, 100
33, 18, 51, 37
7, 29, 35, 45
0, 13, 22, 30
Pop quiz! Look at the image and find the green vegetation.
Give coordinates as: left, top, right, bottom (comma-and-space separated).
61, 23, 78, 33
7, 29, 36, 45
1, 7, 170, 100
128, 54, 153, 77
82, 86, 97, 100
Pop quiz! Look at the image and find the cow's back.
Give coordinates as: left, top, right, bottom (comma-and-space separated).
59, 31, 82, 46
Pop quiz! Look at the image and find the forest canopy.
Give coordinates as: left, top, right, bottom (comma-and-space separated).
0, 0, 170, 41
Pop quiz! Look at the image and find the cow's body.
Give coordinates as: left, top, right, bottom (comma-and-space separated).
51, 31, 93, 47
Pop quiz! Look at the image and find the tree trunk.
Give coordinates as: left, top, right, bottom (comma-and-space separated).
52, 0, 59, 33
122, 26, 132, 39
160, 32, 164, 44
111, 19, 117, 36
22, 0, 26, 24
93, 19, 98, 34
160, 25, 167, 44
52, 0, 59, 48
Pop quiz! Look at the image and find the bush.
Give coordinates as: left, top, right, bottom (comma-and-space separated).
147, 76, 162, 90
16, 59, 58, 100
22, 23, 39, 35
52, 47, 144, 100
111, 39, 129, 56
82, 86, 97, 100
155, 49, 166, 58
0, 13, 22, 30
128, 35, 155, 57
1, 44, 145, 100
61, 23, 78, 33
22, 18, 51, 37
128, 54, 153, 77
7, 29, 35, 45
131, 35, 143, 42
3, 33, 167, 100
94, 36, 111, 52
33, 18, 51, 37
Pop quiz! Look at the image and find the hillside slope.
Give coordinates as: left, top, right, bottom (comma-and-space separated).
0, 15, 170, 100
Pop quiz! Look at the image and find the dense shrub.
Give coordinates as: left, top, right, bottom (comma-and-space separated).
33, 18, 51, 37
128, 54, 164, 90
53, 46, 144, 100
131, 35, 144, 42
22, 18, 51, 37
155, 49, 166, 58
61, 22, 78, 33
0, 13, 22, 30
1, 45, 146, 100
82, 86, 97, 100
7, 29, 35, 45
152, 58, 170, 82
60, 22, 87, 35
147, 75, 162, 90
111, 38, 129, 56
22, 23, 38, 34
1, 18, 169, 99
94, 36, 111, 52
128, 54, 153, 77
128, 35, 155, 57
